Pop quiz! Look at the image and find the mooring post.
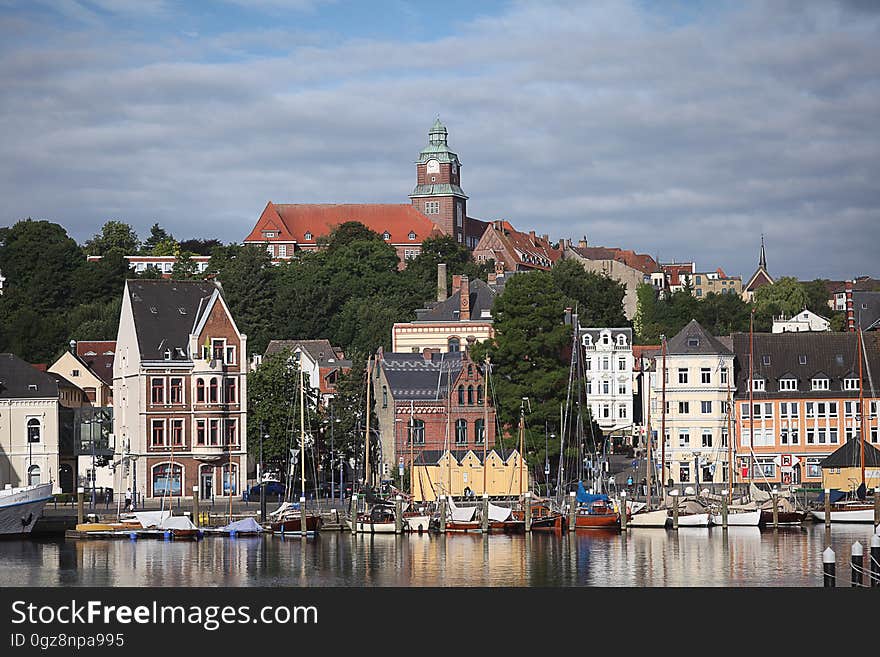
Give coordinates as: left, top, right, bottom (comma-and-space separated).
568, 491, 577, 532
671, 490, 679, 530
481, 493, 489, 534
300, 496, 307, 539
772, 488, 779, 529
77, 487, 84, 526
852, 541, 864, 588
620, 491, 628, 531
524, 491, 532, 533
395, 495, 403, 534
824, 488, 831, 529
439, 495, 447, 534
871, 533, 880, 588
823, 547, 835, 587
350, 493, 358, 534
874, 491, 879, 529
192, 486, 200, 527
721, 489, 728, 529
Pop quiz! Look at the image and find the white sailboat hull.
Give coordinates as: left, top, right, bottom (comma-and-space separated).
628, 509, 669, 528
346, 519, 398, 534
710, 509, 761, 526
811, 508, 876, 524
675, 513, 711, 527
402, 515, 432, 532
0, 483, 53, 536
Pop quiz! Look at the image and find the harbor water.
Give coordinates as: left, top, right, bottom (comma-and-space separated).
2, 523, 878, 587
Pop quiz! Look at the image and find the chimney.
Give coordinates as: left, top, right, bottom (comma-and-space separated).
564, 307, 573, 326
541, 234, 548, 243
465, 335, 477, 353
846, 279, 855, 332
529, 230, 536, 243
422, 347, 439, 360
452, 274, 462, 294
493, 220, 502, 230
69, 339, 76, 354
488, 271, 497, 285
578, 236, 587, 248
437, 263, 448, 302
460, 275, 471, 321
559, 238, 567, 251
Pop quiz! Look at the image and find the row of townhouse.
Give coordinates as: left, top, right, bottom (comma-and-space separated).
636, 321, 880, 491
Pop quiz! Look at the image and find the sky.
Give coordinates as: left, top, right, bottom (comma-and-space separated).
1, 0, 878, 281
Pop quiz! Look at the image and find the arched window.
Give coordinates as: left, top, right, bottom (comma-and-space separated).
222, 463, 238, 496
26, 418, 41, 444
196, 379, 205, 403
467, 385, 474, 405
455, 419, 467, 444
152, 463, 183, 497
474, 419, 485, 445
583, 335, 593, 347
409, 419, 425, 445
617, 334, 627, 346
458, 386, 465, 405
382, 386, 388, 408
448, 337, 460, 352
27, 465, 41, 486
209, 378, 219, 403
477, 385, 483, 404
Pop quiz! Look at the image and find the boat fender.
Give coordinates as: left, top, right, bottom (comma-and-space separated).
230, 530, 237, 538
129, 532, 137, 541
163, 530, 172, 540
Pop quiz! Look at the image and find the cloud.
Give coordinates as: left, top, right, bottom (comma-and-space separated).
0, 0, 878, 282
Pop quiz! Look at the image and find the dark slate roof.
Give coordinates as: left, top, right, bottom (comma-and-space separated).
76, 341, 116, 386
853, 291, 880, 331
379, 352, 463, 400
0, 354, 60, 399
127, 279, 220, 361
665, 320, 732, 356
264, 339, 348, 366
414, 278, 497, 322
732, 331, 880, 400
820, 439, 880, 468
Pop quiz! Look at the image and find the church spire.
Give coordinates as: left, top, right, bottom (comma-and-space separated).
759, 234, 767, 270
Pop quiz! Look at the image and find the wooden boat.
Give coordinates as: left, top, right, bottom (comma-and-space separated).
510, 502, 565, 532
271, 514, 323, 534
402, 511, 432, 533
758, 509, 806, 525
710, 508, 761, 526
628, 508, 669, 528
675, 511, 711, 527
574, 499, 620, 530
348, 504, 398, 533
811, 502, 876, 524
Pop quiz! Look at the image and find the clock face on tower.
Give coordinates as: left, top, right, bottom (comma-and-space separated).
426, 159, 440, 174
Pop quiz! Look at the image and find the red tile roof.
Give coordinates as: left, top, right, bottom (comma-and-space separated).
76, 341, 116, 386
570, 246, 659, 276
244, 202, 444, 246
480, 220, 561, 270
661, 263, 695, 286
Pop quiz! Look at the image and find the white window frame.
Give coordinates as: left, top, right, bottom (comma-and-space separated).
811, 378, 829, 391
779, 378, 797, 391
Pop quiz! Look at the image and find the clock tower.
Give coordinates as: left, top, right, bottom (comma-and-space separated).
410, 118, 468, 243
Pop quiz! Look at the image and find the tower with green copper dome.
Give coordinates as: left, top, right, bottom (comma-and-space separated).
409, 118, 468, 244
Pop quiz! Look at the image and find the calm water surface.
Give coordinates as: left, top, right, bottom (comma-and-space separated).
2, 524, 877, 587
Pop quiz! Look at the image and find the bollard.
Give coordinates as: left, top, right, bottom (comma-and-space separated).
852, 541, 864, 588
823, 547, 835, 587
77, 487, 85, 526
620, 492, 627, 531
439, 496, 447, 534
871, 534, 880, 588
568, 492, 577, 532
481, 494, 489, 534
772, 491, 779, 529
300, 496, 307, 539
824, 489, 831, 529
524, 492, 532, 533
395, 495, 403, 534
192, 486, 200, 528
721, 490, 728, 529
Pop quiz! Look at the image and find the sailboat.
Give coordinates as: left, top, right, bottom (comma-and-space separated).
269, 364, 323, 535
810, 327, 877, 524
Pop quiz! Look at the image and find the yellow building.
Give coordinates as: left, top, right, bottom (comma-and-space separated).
819, 439, 880, 493
411, 449, 530, 501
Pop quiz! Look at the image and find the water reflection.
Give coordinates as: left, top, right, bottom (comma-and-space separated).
2, 524, 876, 587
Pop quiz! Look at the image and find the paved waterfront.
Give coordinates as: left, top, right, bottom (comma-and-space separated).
3, 523, 878, 587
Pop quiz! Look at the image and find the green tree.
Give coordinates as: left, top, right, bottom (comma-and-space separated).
752, 276, 808, 331
171, 249, 200, 279
401, 234, 489, 302
551, 259, 628, 328
83, 220, 140, 256
142, 223, 174, 254
178, 238, 222, 255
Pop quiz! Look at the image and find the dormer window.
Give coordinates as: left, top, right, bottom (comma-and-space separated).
408, 231, 416, 241
750, 378, 765, 392
843, 378, 860, 391
304, 232, 312, 241
762, 355, 770, 366
602, 334, 610, 345
616, 334, 627, 347
811, 377, 829, 391
799, 355, 807, 365
779, 378, 798, 392
262, 231, 276, 238
164, 349, 172, 360
583, 335, 593, 347
688, 337, 700, 347
149, 307, 158, 314
382, 231, 391, 240
178, 307, 187, 315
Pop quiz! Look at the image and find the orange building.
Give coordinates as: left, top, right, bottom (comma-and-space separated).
732, 331, 880, 487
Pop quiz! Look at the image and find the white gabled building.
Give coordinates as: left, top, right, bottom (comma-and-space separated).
113, 279, 247, 502
580, 327, 634, 439
772, 309, 831, 333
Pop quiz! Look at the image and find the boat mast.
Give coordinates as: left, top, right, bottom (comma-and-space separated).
365, 356, 372, 492
727, 370, 733, 505
660, 334, 666, 497
410, 400, 415, 499
483, 354, 489, 496
300, 364, 306, 503
645, 356, 652, 510
519, 401, 525, 496
748, 310, 754, 486
857, 328, 865, 488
